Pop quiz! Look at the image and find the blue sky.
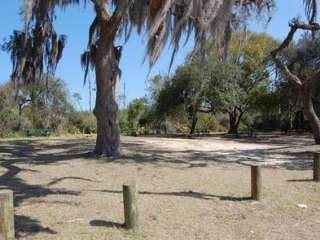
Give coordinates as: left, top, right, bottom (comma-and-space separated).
0, 0, 306, 110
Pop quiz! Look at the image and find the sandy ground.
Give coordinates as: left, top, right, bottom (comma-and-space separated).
0, 133, 320, 240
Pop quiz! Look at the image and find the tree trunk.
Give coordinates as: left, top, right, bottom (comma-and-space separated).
89, 2, 130, 157
228, 108, 244, 137
228, 109, 238, 136
302, 87, 320, 144
93, 43, 120, 157
18, 103, 22, 130
228, 111, 237, 135
189, 113, 198, 136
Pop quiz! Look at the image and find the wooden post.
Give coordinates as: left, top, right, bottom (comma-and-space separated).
314, 153, 320, 182
0, 190, 15, 240
251, 166, 261, 201
123, 183, 138, 230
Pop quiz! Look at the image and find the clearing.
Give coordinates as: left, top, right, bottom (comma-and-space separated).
0, 133, 319, 240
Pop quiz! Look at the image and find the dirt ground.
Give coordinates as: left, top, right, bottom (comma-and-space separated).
0, 133, 320, 240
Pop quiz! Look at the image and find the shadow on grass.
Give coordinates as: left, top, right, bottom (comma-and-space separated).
118, 133, 318, 171
90, 220, 123, 229
287, 179, 314, 182
0, 139, 91, 237
15, 215, 57, 238
0, 134, 316, 237
97, 189, 252, 202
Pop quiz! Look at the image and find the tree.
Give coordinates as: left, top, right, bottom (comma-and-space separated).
270, 0, 320, 144
20, 0, 274, 156
213, 32, 276, 135
151, 32, 276, 136
72, 93, 83, 111
0, 83, 20, 135
0, 76, 74, 135
20, 75, 73, 131
2, 1, 66, 131
153, 61, 207, 135
127, 98, 148, 130
206, 55, 244, 135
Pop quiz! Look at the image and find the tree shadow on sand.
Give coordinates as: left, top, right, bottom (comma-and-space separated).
119, 142, 315, 171
0, 134, 317, 237
0, 139, 93, 237
15, 215, 57, 239
90, 220, 123, 229
96, 189, 252, 202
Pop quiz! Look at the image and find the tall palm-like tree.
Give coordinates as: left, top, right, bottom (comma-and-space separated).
20, 0, 274, 157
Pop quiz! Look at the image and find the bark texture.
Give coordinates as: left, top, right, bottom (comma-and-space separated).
90, 2, 128, 157
228, 107, 243, 136
303, 87, 320, 144
189, 113, 198, 136
93, 44, 120, 156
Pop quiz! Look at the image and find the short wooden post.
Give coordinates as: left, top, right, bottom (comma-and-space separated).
0, 190, 15, 240
314, 153, 320, 182
251, 166, 261, 201
123, 183, 138, 230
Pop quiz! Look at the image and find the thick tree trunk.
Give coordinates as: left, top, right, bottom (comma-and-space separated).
93, 44, 120, 157
228, 108, 244, 137
18, 104, 23, 130
85, 1, 129, 157
302, 87, 320, 144
189, 114, 198, 136
228, 113, 237, 135
228, 109, 238, 136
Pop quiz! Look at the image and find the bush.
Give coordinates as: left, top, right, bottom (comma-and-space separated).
68, 111, 96, 134
0, 108, 20, 137
196, 114, 227, 133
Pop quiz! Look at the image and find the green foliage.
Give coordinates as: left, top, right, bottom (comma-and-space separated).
152, 57, 209, 134
128, 98, 148, 129
206, 57, 243, 113
118, 98, 155, 135
209, 32, 276, 112
118, 109, 129, 133
251, 33, 320, 132
196, 114, 226, 133
0, 76, 97, 137
0, 83, 21, 136
67, 111, 96, 134
148, 32, 277, 135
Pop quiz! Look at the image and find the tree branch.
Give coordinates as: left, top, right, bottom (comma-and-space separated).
270, 21, 320, 57
91, 0, 110, 21
268, 20, 320, 88
106, 0, 132, 39
270, 26, 297, 56
271, 55, 303, 87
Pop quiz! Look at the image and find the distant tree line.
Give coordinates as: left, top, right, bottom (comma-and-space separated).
118, 32, 320, 138
0, 75, 96, 137
1, 30, 320, 141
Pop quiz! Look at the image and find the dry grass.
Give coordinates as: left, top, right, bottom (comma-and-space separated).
0, 133, 319, 239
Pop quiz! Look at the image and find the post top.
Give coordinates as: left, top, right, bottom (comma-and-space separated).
0, 189, 13, 195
